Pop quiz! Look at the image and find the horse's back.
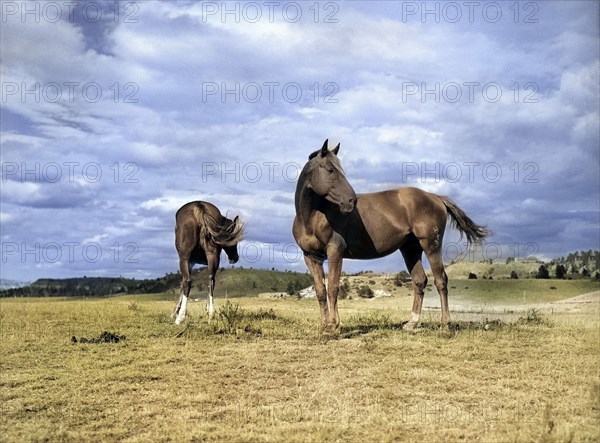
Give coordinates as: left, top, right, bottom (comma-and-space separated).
176, 201, 221, 222
359, 187, 446, 216
353, 187, 448, 244
176, 203, 225, 246
357, 185, 431, 209
397, 187, 447, 225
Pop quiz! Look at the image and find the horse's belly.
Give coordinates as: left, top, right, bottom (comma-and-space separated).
344, 239, 400, 260
343, 228, 409, 260
190, 247, 208, 265
343, 248, 395, 260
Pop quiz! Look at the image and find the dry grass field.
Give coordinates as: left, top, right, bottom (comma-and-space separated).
1, 280, 599, 442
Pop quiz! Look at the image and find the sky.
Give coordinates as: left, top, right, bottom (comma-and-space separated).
1, 0, 599, 282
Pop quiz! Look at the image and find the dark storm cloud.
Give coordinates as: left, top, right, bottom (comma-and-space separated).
65, 1, 130, 55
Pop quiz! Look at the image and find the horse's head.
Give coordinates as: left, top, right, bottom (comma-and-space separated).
304, 139, 357, 214
223, 244, 239, 264
214, 215, 244, 264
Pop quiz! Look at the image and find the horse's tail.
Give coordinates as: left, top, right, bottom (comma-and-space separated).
438, 196, 489, 245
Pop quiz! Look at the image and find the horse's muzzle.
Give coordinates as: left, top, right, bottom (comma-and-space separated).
339, 198, 356, 214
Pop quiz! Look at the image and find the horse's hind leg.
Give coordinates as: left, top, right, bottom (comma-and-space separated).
429, 251, 449, 325
400, 239, 427, 331
174, 258, 192, 325
172, 294, 183, 320
421, 240, 450, 325
205, 252, 219, 320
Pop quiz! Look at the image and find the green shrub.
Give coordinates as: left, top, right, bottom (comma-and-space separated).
357, 285, 374, 299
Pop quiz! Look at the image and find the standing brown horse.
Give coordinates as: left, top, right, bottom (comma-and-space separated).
292, 140, 488, 333
173, 201, 244, 325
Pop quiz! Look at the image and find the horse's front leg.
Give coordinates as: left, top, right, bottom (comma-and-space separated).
304, 255, 328, 330
325, 246, 344, 334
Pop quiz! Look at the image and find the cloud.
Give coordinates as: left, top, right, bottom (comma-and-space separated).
1, 1, 598, 281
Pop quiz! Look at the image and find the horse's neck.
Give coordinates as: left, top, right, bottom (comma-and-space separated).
295, 181, 311, 225
296, 178, 328, 235
296, 184, 339, 238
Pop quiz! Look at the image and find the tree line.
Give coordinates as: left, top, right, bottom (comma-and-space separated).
538, 250, 599, 279
0, 274, 181, 298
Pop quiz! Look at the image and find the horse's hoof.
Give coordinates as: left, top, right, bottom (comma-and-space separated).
322, 324, 340, 337
403, 321, 418, 332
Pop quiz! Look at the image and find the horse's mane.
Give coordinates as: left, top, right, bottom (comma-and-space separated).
194, 207, 244, 247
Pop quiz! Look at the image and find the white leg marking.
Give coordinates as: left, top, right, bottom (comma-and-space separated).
403, 311, 421, 331
410, 311, 420, 323
206, 294, 215, 319
175, 296, 188, 325
172, 294, 183, 319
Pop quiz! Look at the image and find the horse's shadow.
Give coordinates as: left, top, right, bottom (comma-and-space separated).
339, 321, 408, 339
338, 319, 504, 339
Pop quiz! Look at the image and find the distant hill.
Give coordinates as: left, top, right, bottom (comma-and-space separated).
444, 260, 543, 280
0, 268, 312, 298
0, 279, 30, 290
0, 275, 179, 298
445, 250, 599, 280
183, 267, 312, 298
2, 250, 597, 297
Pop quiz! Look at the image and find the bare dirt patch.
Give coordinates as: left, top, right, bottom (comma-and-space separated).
546, 290, 600, 308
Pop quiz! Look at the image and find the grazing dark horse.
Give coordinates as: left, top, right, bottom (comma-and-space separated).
173, 201, 244, 325
292, 140, 489, 333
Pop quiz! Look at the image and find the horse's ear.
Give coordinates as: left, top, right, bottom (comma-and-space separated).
233, 215, 239, 223
332, 143, 340, 156
320, 139, 329, 157
308, 150, 319, 160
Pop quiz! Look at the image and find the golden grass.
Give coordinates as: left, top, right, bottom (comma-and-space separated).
1, 290, 599, 442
